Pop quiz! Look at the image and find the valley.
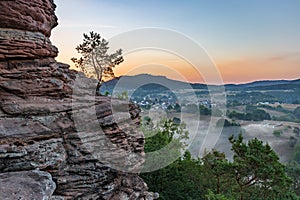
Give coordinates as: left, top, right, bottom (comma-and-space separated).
104, 74, 300, 163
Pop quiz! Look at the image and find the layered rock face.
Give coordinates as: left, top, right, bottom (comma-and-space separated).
0, 0, 58, 60
0, 1, 157, 199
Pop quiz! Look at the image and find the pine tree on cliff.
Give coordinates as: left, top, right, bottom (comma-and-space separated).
71, 31, 124, 93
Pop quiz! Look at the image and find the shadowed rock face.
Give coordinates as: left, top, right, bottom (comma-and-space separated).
0, 0, 157, 199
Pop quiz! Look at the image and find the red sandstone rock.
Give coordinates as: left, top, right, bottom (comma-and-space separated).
0, 58, 154, 199
0, 0, 158, 199
0, 0, 58, 60
0, 0, 58, 37
0, 29, 58, 60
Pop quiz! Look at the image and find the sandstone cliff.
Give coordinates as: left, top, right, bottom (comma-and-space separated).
0, 0, 157, 199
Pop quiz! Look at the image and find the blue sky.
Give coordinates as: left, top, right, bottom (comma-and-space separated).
51, 0, 300, 83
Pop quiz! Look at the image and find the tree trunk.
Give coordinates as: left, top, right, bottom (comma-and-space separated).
96, 81, 101, 95
216, 176, 220, 194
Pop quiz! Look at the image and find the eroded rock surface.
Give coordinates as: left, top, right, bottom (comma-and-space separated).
0, 0, 58, 60
0, 0, 58, 37
0, 170, 56, 200
0, 0, 157, 199
0, 29, 58, 60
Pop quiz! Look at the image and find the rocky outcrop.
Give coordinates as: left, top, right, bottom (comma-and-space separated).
0, 29, 58, 60
0, 0, 58, 60
0, 0, 157, 199
0, 0, 58, 37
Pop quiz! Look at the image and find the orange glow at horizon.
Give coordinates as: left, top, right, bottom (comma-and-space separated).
216, 54, 300, 83
56, 50, 300, 84
114, 50, 205, 83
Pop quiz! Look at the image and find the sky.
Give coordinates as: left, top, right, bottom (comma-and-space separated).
51, 0, 300, 84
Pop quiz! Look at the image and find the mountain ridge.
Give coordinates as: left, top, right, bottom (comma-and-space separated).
102, 73, 300, 91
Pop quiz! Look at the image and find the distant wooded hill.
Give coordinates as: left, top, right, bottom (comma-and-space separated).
101, 73, 300, 92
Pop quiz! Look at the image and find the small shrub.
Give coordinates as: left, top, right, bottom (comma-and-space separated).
104, 91, 110, 96
293, 127, 300, 136
216, 118, 240, 127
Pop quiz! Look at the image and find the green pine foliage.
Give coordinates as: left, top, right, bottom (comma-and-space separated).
140, 119, 299, 200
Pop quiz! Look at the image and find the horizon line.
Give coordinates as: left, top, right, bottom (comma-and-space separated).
114, 73, 300, 86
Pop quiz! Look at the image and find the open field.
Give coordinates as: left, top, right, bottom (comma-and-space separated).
141, 111, 300, 162
269, 103, 300, 111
